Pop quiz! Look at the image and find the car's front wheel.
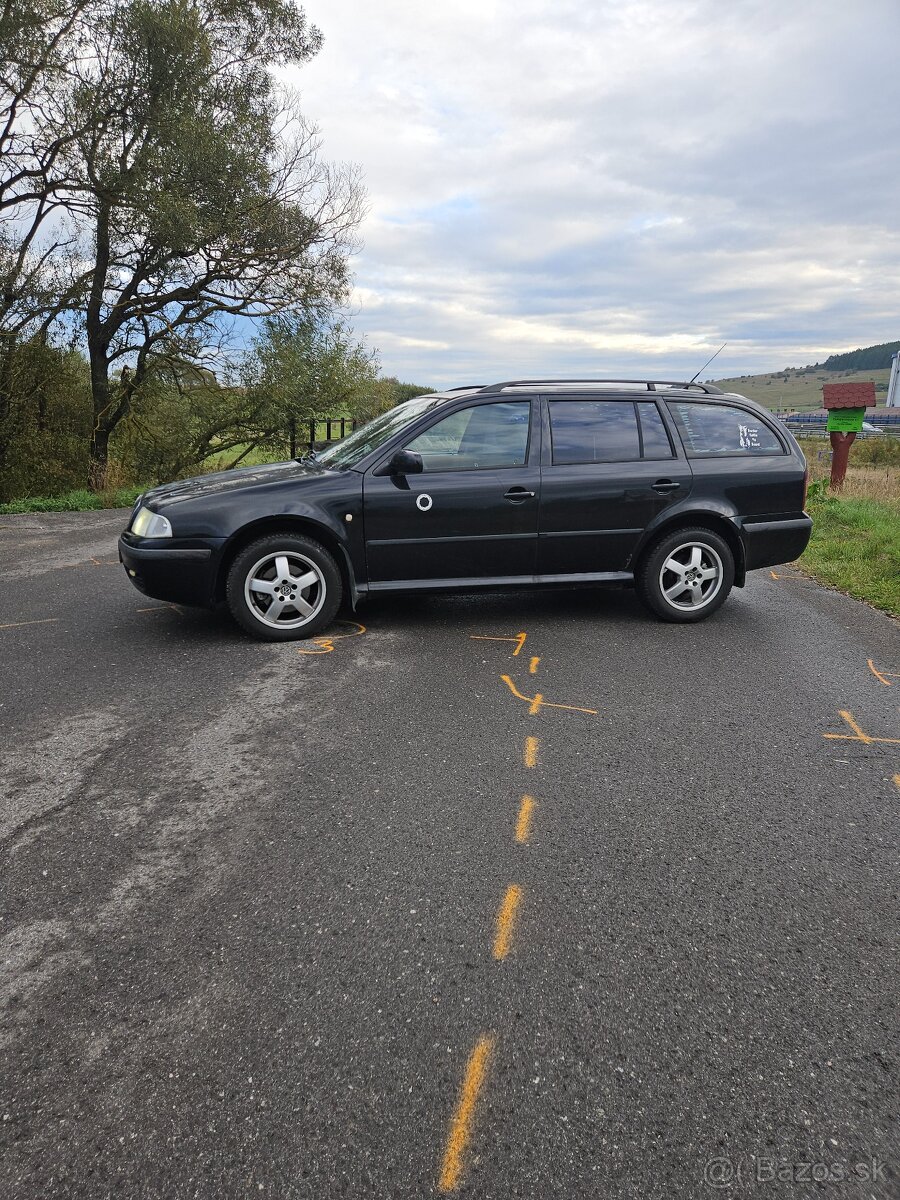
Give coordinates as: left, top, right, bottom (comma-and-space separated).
226, 533, 342, 641
636, 527, 734, 623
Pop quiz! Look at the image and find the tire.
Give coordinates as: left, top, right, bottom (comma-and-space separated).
226, 533, 342, 641
636, 527, 734, 623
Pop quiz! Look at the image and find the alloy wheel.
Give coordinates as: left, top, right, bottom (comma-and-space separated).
243, 551, 327, 630
658, 541, 724, 611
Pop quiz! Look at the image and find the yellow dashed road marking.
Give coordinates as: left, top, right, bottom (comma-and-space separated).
493, 885, 523, 960
515, 796, 535, 843
524, 736, 538, 769
438, 1034, 495, 1192
529, 656, 540, 674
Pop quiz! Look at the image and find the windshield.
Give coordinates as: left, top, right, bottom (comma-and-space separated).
316, 394, 447, 468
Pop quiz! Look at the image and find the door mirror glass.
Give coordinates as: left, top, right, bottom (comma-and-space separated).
388, 449, 424, 475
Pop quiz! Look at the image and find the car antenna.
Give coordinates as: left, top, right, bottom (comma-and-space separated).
688, 342, 727, 385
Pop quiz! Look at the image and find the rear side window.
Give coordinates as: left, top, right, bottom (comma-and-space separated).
549, 400, 641, 464
668, 402, 784, 456
637, 402, 674, 459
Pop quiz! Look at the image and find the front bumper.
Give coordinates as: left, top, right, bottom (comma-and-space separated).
741, 514, 813, 572
118, 532, 226, 606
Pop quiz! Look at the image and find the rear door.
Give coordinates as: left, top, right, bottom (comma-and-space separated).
363, 398, 540, 584
537, 395, 693, 574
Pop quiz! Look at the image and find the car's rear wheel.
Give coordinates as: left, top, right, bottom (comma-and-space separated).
226, 533, 342, 641
636, 527, 734, 623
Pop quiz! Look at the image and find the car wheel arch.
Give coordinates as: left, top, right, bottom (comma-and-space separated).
631, 511, 746, 587
215, 516, 358, 605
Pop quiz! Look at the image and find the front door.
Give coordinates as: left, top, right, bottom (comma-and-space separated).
363, 399, 540, 584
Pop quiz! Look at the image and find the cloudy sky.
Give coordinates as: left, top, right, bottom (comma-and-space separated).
293, 0, 900, 387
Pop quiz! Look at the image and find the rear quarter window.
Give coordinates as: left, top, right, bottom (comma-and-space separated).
637, 402, 674, 459
668, 402, 784, 456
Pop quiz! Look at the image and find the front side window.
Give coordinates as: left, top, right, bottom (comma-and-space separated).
668, 402, 784, 456
405, 401, 531, 472
549, 400, 641, 464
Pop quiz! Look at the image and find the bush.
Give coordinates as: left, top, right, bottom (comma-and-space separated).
0, 340, 92, 503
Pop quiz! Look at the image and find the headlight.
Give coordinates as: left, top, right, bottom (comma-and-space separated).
131, 506, 172, 538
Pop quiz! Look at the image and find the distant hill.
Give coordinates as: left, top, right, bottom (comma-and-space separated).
821, 340, 900, 372
713, 365, 891, 412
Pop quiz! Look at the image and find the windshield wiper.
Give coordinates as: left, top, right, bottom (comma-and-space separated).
296, 448, 318, 464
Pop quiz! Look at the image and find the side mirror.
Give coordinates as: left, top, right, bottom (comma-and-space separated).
388, 449, 424, 476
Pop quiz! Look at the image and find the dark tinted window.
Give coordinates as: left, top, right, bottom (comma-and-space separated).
668, 402, 784, 456
549, 400, 641, 464
637, 402, 674, 459
406, 401, 530, 471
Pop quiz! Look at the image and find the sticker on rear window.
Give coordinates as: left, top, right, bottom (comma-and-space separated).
739, 424, 761, 449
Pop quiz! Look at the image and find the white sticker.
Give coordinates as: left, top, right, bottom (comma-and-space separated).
739, 423, 761, 449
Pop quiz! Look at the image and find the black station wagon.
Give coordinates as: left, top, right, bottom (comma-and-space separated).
118, 379, 813, 640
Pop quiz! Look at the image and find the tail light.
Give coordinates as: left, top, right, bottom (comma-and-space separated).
803, 465, 809, 508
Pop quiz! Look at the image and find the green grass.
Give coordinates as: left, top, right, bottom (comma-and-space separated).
799, 495, 900, 616
0, 485, 146, 514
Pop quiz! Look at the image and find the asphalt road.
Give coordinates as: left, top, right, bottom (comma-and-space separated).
1, 509, 898, 1199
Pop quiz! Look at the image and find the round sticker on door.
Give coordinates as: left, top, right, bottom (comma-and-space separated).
416, 493, 433, 512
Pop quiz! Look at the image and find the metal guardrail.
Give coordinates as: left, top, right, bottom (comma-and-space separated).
784, 424, 900, 440
775, 411, 900, 440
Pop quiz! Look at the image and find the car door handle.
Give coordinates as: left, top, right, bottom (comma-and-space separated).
651, 479, 681, 494
504, 487, 535, 501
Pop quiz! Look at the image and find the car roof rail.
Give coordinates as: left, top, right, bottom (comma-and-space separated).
474, 378, 725, 395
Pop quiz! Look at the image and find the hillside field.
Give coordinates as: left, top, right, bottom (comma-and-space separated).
712, 366, 892, 411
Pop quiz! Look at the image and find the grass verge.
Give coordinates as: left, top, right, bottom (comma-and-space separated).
0, 485, 146, 514
799, 493, 900, 617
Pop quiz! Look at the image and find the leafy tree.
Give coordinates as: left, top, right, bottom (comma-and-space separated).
0, 0, 92, 335
1, 0, 363, 486
376, 376, 435, 407
114, 311, 379, 482
243, 312, 380, 452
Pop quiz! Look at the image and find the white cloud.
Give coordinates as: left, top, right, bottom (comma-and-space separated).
293, 0, 900, 385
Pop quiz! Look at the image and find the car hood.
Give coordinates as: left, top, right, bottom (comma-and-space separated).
141, 460, 340, 510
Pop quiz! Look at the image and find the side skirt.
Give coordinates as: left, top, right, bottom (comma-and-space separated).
359, 571, 634, 595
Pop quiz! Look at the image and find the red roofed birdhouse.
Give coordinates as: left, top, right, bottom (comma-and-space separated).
822, 381, 876, 409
